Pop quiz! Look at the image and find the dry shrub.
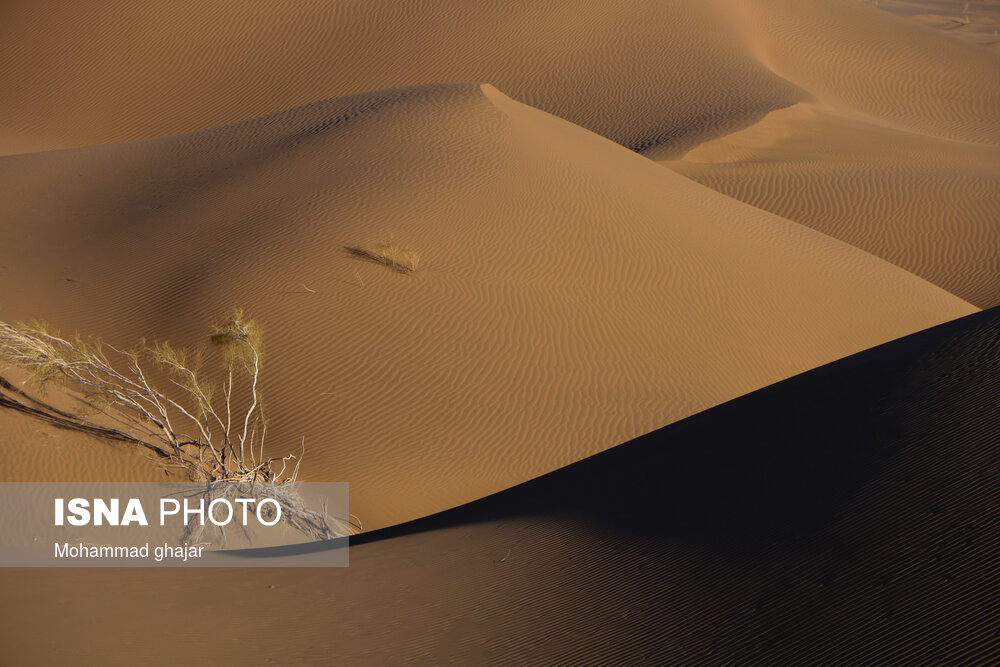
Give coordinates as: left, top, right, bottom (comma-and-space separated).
346, 234, 419, 273
0, 309, 344, 541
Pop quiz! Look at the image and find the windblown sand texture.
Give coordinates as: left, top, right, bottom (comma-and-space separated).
863, 0, 1000, 47
0, 0, 998, 664
4, 303, 1000, 665
0, 83, 974, 526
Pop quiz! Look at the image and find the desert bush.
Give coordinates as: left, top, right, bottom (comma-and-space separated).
0, 309, 340, 540
346, 233, 419, 273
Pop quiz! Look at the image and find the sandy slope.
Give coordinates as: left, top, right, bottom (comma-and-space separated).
865, 0, 1000, 47
0, 83, 973, 528
4, 0, 997, 308
667, 103, 1000, 307
0, 0, 804, 156
4, 305, 999, 665
0, 2, 997, 662
659, 2, 1000, 308
0, 411, 164, 484
666, 2, 1000, 309
3, 0, 998, 157
702, 0, 1000, 147
0, 367, 166, 483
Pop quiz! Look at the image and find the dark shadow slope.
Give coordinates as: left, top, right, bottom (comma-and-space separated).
3, 307, 1000, 665
344, 305, 1000, 663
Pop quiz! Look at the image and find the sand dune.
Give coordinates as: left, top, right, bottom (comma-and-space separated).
0, 0, 803, 156
864, 0, 1000, 47
4, 0, 998, 157
0, 367, 166, 483
0, 83, 973, 528
0, 410, 164, 484
668, 103, 1000, 307
703, 0, 1000, 148
4, 304, 999, 665
4, 0, 996, 310
2, 2, 998, 663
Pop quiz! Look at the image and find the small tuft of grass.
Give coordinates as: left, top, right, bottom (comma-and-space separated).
346, 234, 419, 273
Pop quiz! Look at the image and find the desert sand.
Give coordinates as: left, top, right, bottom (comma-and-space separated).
3, 0, 998, 155
1, 0, 998, 664
863, 0, 1000, 47
668, 102, 1000, 306
0, 82, 975, 527
3, 304, 1000, 665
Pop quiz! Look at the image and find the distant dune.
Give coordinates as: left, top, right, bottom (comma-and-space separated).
668, 102, 1000, 307
0, 83, 971, 527
3, 0, 996, 306
658, 0, 1000, 308
4, 304, 999, 665
3, 0, 997, 156
0, 0, 801, 156
864, 0, 1000, 47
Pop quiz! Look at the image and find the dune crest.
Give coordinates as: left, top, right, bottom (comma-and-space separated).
0, 83, 974, 527
1, 3, 998, 663
667, 102, 1000, 307
704, 0, 1000, 147
4, 1, 995, 313
3, 0, 998, 158
0, 0, 808, 155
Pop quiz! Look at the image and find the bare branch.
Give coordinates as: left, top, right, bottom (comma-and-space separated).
0, 311, 339, 542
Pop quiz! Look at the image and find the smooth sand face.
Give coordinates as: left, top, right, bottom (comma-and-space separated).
0, 83, 972, 527
702, 0, 1000, 147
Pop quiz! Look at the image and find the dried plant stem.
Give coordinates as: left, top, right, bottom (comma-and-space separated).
0, 311, 342, 541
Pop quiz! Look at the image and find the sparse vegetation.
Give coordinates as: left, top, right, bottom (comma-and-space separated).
346, 233, 420, 273
0, 309, 342, 541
